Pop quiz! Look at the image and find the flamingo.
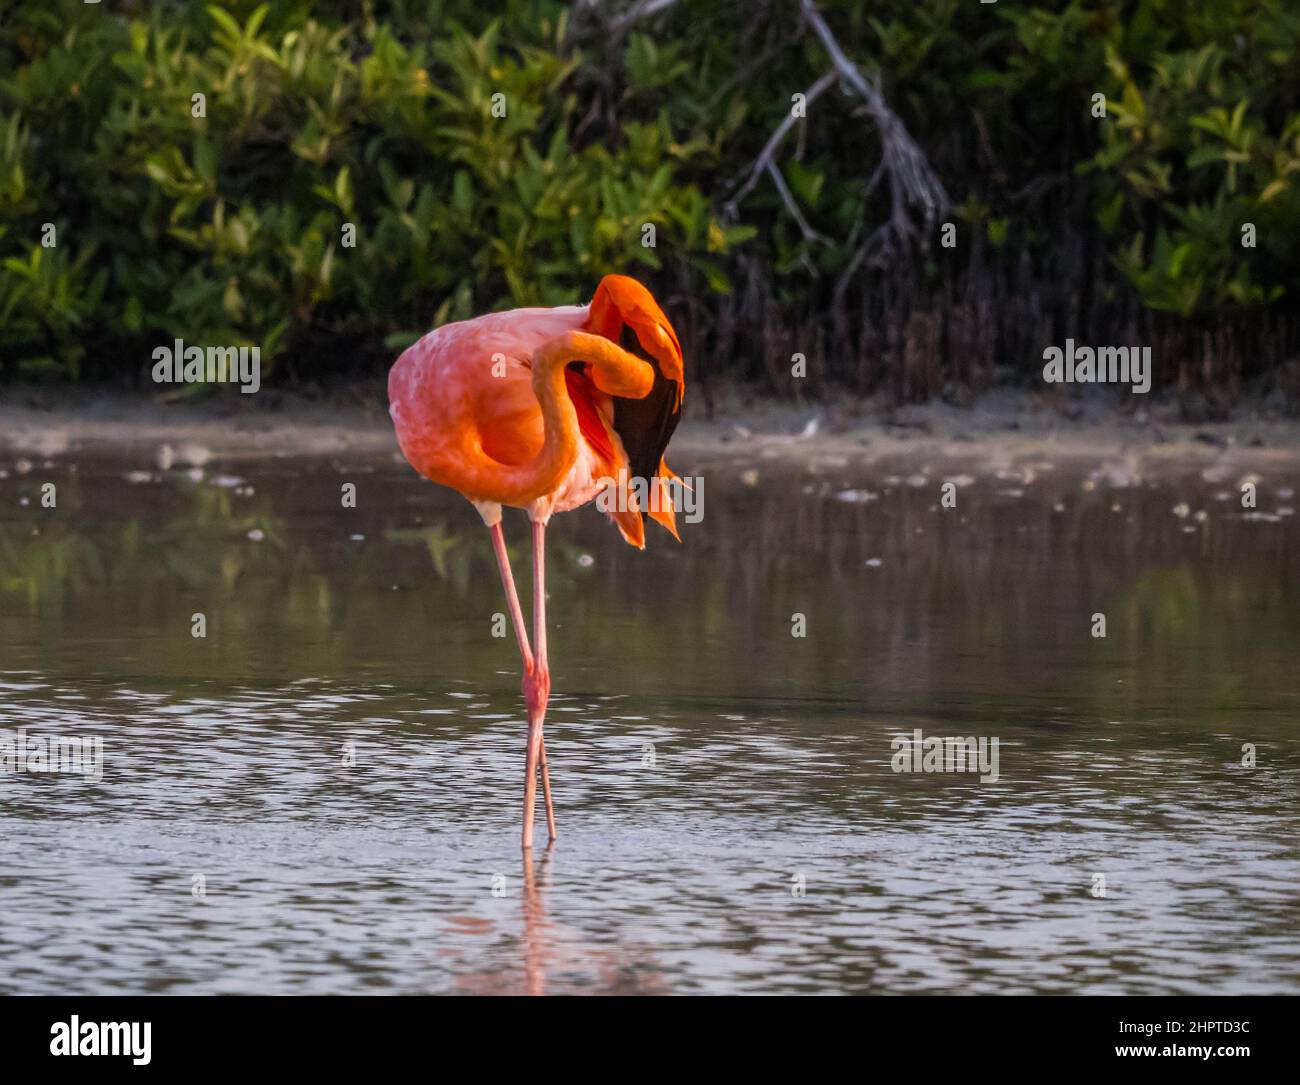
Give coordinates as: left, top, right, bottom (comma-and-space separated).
388, 274, 685, 848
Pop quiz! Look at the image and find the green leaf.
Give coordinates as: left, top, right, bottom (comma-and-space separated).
206, 6, 243, 41
384, 330, 421, 350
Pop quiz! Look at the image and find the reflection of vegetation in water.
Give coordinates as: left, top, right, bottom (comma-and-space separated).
386, 525, 470, 590
1, 459, 1297, 719
0, 466, 597, 683
1, 474, 306, 674
1, 523, 103, 615
1, 480, 286, 605
1097, 563, 1296, 720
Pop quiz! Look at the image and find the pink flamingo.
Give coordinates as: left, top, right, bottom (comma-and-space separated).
388, 275, 685, 847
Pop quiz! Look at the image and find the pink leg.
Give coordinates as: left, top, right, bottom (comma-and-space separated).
531, 521, 557, 843
488, 522, 555, 848
489, 522, 534, 674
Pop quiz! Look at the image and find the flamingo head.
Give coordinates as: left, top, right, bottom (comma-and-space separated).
573, 274, 687, 548
583, 275, 684, 410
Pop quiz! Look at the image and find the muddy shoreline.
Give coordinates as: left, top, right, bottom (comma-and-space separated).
3, 383, 1299, 475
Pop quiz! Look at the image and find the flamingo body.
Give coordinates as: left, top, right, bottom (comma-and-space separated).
389, 275, 684, 547
388, 275, 687, 846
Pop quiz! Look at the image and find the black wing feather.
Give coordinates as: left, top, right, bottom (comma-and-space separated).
611, 325, 681, 483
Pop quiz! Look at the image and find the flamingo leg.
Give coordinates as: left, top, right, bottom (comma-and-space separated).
488, 522, 555, 848
489, 521, 534, 672
531, 521, 557, 844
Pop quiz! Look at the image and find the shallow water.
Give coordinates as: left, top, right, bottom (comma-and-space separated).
1, 444, 1298, 994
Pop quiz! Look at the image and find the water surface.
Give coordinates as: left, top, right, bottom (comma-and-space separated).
1, 444, 1298, 993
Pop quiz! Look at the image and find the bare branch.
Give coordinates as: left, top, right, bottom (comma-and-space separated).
563, 0, 681, 48
725, 70, 837, 217
724, 1, 949, 262
608, 0, 681, 34
766, 161, 831, 246
833, 161, 889, 304
798, 0, 949, 244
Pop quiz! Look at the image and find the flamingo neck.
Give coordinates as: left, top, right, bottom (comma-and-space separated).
486, 338, 581, 508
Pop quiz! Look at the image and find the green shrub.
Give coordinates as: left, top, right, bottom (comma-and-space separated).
0, 0, 733, 383
1, 0, 1296, 399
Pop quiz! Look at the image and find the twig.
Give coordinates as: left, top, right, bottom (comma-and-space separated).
833, 162, 890, 304
563, 0, 681, 49
725, 1, 949, 261
795, 0, 951, 255
608, 0, 681, 33
725, 70, 837, 217
797, 0, 948, 244
766, 161, 831, 245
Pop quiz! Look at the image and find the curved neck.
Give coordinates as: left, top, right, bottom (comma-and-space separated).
487, 337, 581, 507
486, 330, 653, 508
